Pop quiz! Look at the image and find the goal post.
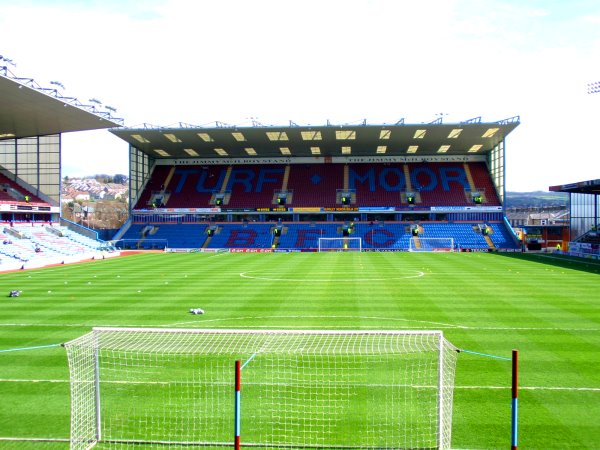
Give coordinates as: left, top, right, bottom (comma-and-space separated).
409, 237, 455, 252
64, 328, 459, 450
318, 237, 362, 252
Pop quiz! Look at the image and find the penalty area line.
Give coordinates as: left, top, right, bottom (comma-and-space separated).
167, 314, 464, 329
239, 271, 426, 282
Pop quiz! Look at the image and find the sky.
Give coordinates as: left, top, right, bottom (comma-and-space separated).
2, 0, 600, 191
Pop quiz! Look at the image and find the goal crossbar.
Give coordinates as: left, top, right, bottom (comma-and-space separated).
92, 327, 446, 335
64, 328, 459, 450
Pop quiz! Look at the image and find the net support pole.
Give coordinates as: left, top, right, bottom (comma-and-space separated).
94, 335, 102, 443
511, 349, 518, 450
437, 333, 445, 448
234, 359, 241, 450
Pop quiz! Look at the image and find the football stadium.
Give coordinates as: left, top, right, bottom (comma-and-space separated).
1, 62, 600, 450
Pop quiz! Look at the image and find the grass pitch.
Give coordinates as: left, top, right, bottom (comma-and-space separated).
0, 251, 599, 449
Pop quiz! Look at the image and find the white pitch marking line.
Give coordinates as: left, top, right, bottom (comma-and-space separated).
164, 316, 600, 332
0, 323, 120, 328
207, 252, 228, 258
0, 322, 600, 333
463, 326, 600, 331
1, 319, 599, 333
0, 378, 598, 392
239, 271, 426, 282
168, 315, 464, 329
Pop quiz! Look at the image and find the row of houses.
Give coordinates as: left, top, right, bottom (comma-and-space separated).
61, 177, 128, 203
506, 206, 569, 227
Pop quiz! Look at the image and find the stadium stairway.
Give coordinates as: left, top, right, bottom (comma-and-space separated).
202, 230, 214, 249
272, 234, 281, 248
220, 166, 233, 195
463, 163, 477, 192
162, 166, 176, 192
282, 165, 290, 191
483, 234, 496, 249
413, 236, 422, 249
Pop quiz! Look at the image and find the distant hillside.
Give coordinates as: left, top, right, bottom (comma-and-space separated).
505, 191, 569, 208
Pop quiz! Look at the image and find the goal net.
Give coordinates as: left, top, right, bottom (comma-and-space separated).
409, 237, 455, 252
318, 237, 362, 252
64, 328, 458, 450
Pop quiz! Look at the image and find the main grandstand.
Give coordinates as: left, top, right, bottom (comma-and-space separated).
112, 117, 521, 252
0, 64, 121, 270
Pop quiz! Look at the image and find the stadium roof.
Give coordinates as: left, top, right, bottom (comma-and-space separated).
0, 70, 122, 140
111, 116, 519, 160
550, 179, 600, 194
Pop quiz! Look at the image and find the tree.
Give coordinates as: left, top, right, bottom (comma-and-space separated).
88, 200, 128, 229
113, 174, 128, 184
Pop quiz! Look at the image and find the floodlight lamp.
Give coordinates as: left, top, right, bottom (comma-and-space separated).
588, 81, 600, 94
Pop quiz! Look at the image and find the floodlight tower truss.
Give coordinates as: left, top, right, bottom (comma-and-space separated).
0, 64, 124, 125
